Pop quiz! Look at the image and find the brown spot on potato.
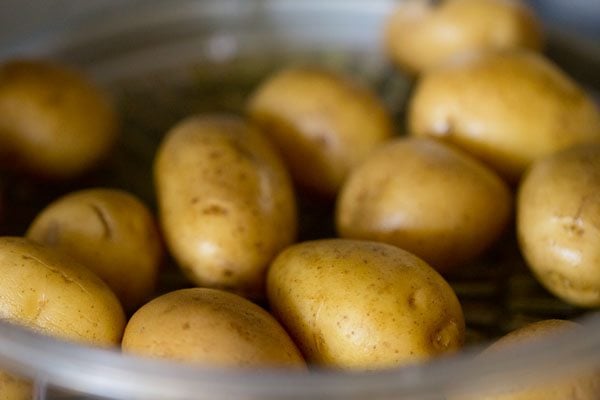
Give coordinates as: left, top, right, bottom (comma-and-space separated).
182, 322, 190, 330
201, 204, 228, 216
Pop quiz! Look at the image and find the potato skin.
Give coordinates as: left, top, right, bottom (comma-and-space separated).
408, 50, 600, 182
517, 144, 600, 308
0, 371, 31, 400
454, 320, 600, 400
336, 137, 511, 272
0, 59, 118, 179
267, 239, 465, 369
122, 288, 306, 368
154, 114, 296, 298
0, 237, 125, 345
385, 0, 543, 74
26, 188, 163, 312
246, 67, 394, 197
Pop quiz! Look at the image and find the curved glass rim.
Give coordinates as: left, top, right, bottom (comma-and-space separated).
0, 314, 598, 399
0, 1, 599, 398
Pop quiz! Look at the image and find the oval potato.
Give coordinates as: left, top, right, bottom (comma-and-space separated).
408, 50, 600, 182
26, 188, 163, 312
267, 239, 465, 369
336, 137, 511, 272
122, 288, 306, 368
247, 67, 394, 197
154, 114, 296, 298
452, 320, 600, 400
0, 237, 125, 344
385, 0, 543, 74
517, 144, 600, 307
0, 59, 118, 179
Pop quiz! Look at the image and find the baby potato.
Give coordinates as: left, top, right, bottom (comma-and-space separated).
336, 137, 511, 272
154, 114, 296, 298
385, 0, 543, 74
26, 188, 163, 312
454, 320, 599, 400
246, 67, 394, 197
408, 50, 600, 182
0, 371, 31, 400
122, 288, 306, 368
267, 239, 465, 369
0, 59, 118, 179
517, 144, 600, 308
0, 237, 125, 345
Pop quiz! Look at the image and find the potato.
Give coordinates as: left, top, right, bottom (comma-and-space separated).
453, 320, 600, 399
122, 288, 306, 368
0, 59, 118, 179
0, 372, 31, 400
154, 114, 296, 298
246, 67, 394, 197
26, 188, 163, 312
0, 237, 125, 344
517, 144, 600, 308
385, 0, 543, 74
267, 239, 465, 369
408, 50, 600, 182
0, 237, 126, 399
336, 137, 511, 272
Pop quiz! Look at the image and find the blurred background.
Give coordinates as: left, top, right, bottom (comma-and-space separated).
1, 0, 599, 52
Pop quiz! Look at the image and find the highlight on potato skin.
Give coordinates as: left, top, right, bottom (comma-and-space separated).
517, 144, 600, 308
385, 0, 544, 75
246, 66, 394, 197
267, 239, 465, 370
0, 59, 119, 180
154, 114, 297, 299
408, 50, 600, 182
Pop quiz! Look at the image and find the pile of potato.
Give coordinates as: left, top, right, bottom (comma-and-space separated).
0, 0, 599, 399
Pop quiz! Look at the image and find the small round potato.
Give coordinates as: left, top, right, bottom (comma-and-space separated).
385, 0, 543, 74
336, 137, 511, 272
517, 144, 600, 308
0, 237, 125, 344
454, 320, 600, 400
246, 67, 394, 197
267, 239, 465, 369
408, 50, 600, 182
122, 288, 306, 368
0, 59, 118, 179
26, 188, 163, 312
154, 114, 296, 298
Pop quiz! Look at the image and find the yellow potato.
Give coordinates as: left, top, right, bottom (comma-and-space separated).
267, 239, 465, 369
0, 371, 30, 400
385, 0, 543, 74
0, 237, 126, 400
246, 67, 394, 197
517, 144, 600, 308
154, 114, 296, 298
336, 137, 511, 272
26, 188, 163, 312
453, 320, 600, 400
408, 50, 600, 182
0, 237, 125, 344
122, 288, 306, 368
0, 59, 118, 179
